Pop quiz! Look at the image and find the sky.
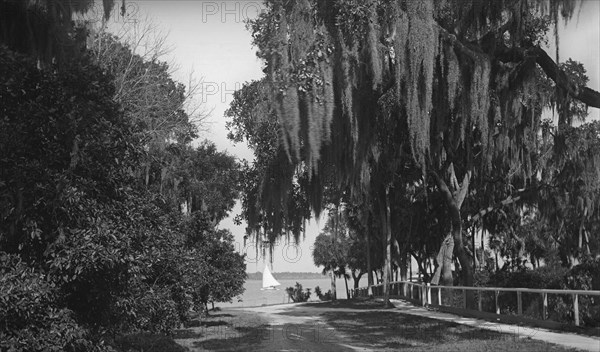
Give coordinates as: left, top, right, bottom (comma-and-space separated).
103, 0, 599, 273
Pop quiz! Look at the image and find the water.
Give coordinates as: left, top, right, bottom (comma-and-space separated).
215, 277, 357, 308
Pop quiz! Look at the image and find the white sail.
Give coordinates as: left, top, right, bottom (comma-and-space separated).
262, 265, 281, 289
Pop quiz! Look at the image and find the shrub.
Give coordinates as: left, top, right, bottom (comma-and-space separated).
560, 259, 600, 327
488, 265, 566, 289
0, 253, 109, 352
314, 286, 333, 301
114, 333, 187, 352
286, 282, 311, 302
481, 263, 600, 327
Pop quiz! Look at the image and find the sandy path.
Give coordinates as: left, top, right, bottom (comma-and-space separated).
174, 303, 373, 351
232, 303, 373, 351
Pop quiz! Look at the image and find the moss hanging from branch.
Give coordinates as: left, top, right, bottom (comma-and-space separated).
321, 60, 335, 143
366, 5, 383, 90
241, 0, 596, 245
470, 53, 491, 148
289, 0, 315, 65
403, 1, 438, 169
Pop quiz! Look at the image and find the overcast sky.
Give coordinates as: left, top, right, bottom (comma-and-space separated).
105, 1, 599, 273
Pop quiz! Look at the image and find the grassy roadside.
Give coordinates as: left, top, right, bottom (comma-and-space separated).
119, 300, 585, 351
309, 300, 581, 351
173, 310, 271, 351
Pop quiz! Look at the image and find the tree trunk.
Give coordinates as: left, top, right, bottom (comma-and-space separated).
383, 186, 393, 307
495, 252, 499, 271
343, 274, 349, 299
472, 226, 478, 269
366, 231, 374, 296
584, 229, 591, 256
452, 212, 474, 288
430, 169, 473, 287
481, 227, 486, 269
352, 272, 363, 289
431, 234, 454, 285
330, 271, 337, 301
409, 253, 413, 281
400, 251, 408, 281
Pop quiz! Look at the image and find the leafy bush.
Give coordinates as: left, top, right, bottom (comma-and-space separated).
488, 265, 566, 289
0, 253, 109, 352
476, 264, 599, 327
0, 37, 245, 350
114, 333, 186, 352
314, 286, 333, 301
286, 282, 311, 302
559, 259, 600, 326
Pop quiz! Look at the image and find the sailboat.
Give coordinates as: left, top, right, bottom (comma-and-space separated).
261, 264, 281, 290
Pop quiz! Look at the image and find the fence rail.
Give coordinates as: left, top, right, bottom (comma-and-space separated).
350, 281, 600, 327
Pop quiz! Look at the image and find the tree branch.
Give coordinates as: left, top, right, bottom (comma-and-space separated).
456, 171, 471, 209
498, 45, 600, 108
436, 20, 600, 109
430, 171, 456, 209
468, 186, 537, 223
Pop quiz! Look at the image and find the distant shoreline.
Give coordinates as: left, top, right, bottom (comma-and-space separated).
246, 272, 327, 280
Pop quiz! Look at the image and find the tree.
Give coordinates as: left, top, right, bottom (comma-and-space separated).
242, 0, 600, 297
184, 214, 246, 312
0, 0, 119, 66
312, 211, 352, 300
89, 29, 203, 193
346, 231, 369, 289
0, 14, 246, 349
286, 282, 312, 302
226, 80, 312, 249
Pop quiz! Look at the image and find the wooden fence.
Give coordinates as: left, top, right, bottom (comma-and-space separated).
350, 281, 600, 328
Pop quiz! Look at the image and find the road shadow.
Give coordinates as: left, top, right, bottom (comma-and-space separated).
114, 333, 187, 352
262, 300, 579, 351
316, 309, 577, 351
191, 322, 272, 351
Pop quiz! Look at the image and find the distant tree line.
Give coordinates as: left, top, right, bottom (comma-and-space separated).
246, 271, 326, 280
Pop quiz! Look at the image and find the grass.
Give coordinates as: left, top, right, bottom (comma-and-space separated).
173, 311, 271, 351
120, 300, 585, 351
114, 332, 187, 352
318, 307, 579, 351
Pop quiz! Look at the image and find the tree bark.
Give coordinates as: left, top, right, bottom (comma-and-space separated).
352, 272, 363, 289
430, 170, 474, 290
431, 235, 454, 285
383, 186, 393, 307
366, 231, 374, 296
330, 271, 337, 301
400, 252, 408, 281
343, 274, 349, 299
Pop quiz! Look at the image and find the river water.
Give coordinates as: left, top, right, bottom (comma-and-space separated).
215, 277, 357, 308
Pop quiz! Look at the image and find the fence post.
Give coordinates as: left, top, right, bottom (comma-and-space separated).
403, 282, 407, 297
420, 284, 425, 306
427, 284, 432, 305
573, 294, 579, 326
409, 284, 413, 300
517, 291, 522, 315
495, 290, 500, 314
542, 292, 548, 320
438, 287, 442, 306
478, 290, 482, 311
